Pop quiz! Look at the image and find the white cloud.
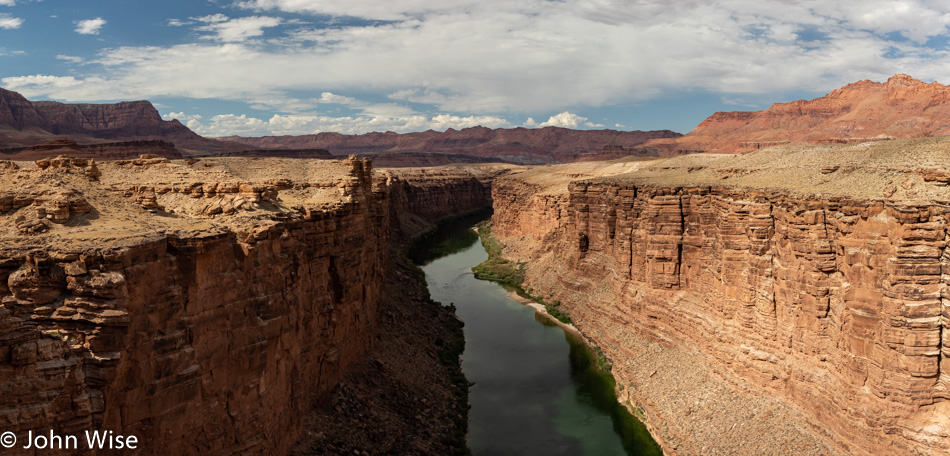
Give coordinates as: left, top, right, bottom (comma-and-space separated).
75, 18, 106, 35
167, 18, 191, 27
540, 113, 581, 128
56, 55, 84, 63
539, 112, 603, 129
237, 0, 481, 21
162, 112, 203, 122
0, 13, 22, 29
193, 14, 230, 24
2, 74, 84, 91
8, 0, 950, 132
429, 114, 511, 130
0, 0, 14, 6
170, 110, 510, 136
319, 92, 357, 105
194, 14, 282, 42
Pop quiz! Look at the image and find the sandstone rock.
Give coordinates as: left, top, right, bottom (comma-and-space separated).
491, 163, 950, 455
0, 157, 495, 456
647, 74, 950, 154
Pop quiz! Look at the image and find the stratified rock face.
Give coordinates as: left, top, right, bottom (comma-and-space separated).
32, 100, 174, 137
0, 156, 494, 455
648, 74, 950, 153
0, 88, 227, 152
220, 126, 683, 164
0, 88, 45, 130
490, 146, 950, 455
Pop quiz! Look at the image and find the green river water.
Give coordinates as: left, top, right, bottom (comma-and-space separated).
411, 214, 662, 456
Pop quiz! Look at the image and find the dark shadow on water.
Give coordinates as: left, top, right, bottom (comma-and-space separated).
406, 208, 491, 265
415, 207, 662, 456
565, 334, 663, 456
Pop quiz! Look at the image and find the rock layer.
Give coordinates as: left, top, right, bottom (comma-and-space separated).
491, 143, 950, 455
648, 74, 950, 153
0, 156, 496, 454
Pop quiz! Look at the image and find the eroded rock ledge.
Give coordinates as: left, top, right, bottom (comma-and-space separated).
490, 139, 950, 455
0, 155, 501, 454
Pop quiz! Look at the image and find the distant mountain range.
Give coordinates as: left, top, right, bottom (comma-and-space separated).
0, 87, 229, 153
0, 87, 682, 164
219, 127, 682, 164
5, 74, 950, 162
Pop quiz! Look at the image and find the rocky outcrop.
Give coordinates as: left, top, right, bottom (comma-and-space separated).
0, 88, 45, 131
647, 74, 950, 153
220, 126, 683, 164
0, 88, 230, 152
489, 144, 950, 455
0, 156, 494, 455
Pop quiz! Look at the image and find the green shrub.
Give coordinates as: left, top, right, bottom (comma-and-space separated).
471, 222, 526, 287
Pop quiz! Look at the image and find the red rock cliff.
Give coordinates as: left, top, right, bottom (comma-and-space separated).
0, 156, 494, 454
648, 74, 950, 153
490, 144, 950, 455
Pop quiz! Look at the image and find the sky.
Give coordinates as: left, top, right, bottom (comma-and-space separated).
2, 1, 950, 137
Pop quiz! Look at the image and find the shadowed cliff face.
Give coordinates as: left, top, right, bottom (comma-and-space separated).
489, 144, 950, 455
0, 156, 497, 455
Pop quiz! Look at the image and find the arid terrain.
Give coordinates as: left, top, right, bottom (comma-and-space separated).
648, 74, 950, 153
489, 137, 950, 455
6, 73, 950, 456
0, 153, 501, 454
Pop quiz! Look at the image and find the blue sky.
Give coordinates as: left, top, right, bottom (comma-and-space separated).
2, 0, 950, 137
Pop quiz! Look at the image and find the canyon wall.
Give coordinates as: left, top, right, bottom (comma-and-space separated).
491, 162, 950, 455
0, 157, 493, 455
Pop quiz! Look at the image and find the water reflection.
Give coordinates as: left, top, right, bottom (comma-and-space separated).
413, 213, 661, 456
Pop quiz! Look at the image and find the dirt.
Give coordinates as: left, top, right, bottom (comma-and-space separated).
291, 250, 469, 456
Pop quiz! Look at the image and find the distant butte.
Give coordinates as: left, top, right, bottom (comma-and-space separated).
647, 74, 950, 153
0, 88, 229, 153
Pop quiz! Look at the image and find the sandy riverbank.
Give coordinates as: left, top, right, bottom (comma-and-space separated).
505, 290, 581, 337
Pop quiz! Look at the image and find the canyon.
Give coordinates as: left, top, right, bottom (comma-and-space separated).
7, 74, 950, 455
0, 154, 497, 454
488, 138, 950, 455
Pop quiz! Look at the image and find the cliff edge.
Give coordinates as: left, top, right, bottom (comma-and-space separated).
490, 137, 950, 455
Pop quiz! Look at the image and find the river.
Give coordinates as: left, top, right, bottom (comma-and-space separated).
411, 213, 662, 456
